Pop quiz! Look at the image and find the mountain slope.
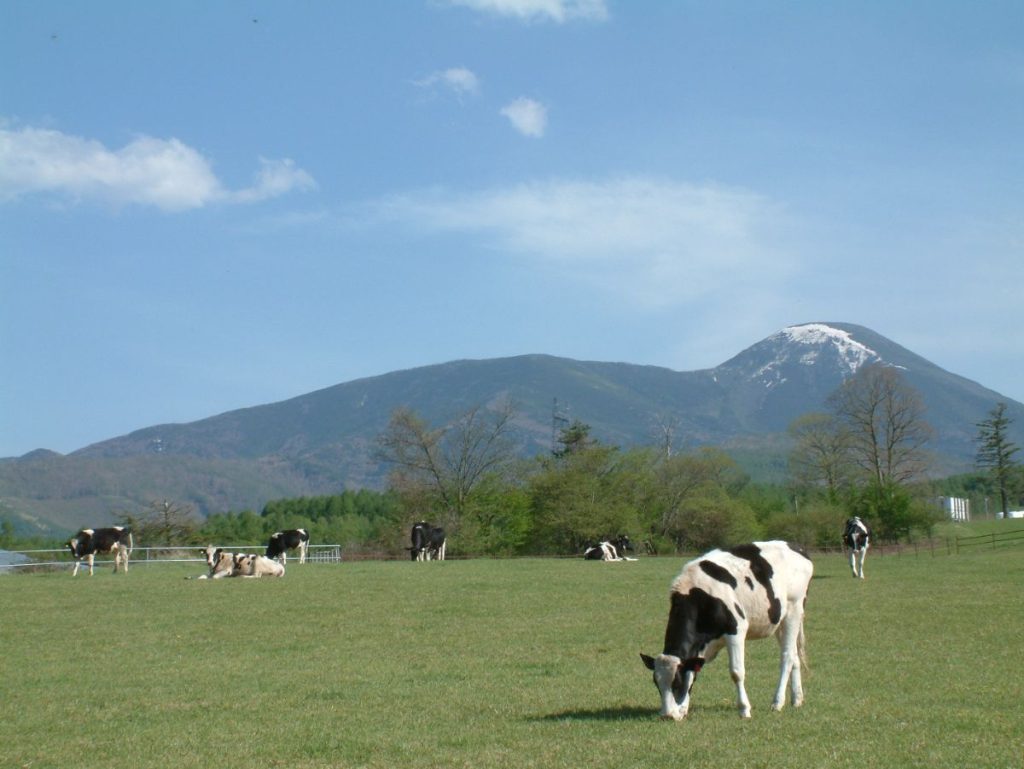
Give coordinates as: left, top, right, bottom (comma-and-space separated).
3, 323, 1021, 533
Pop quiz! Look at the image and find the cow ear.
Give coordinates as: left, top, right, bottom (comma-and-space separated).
640, 653, 656, 670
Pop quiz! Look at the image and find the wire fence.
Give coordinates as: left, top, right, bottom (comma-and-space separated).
0, 544, 343, 572
2, 530, 1022, 573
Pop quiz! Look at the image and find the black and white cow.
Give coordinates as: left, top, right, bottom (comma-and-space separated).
641, 541, 813, 720
843, 516, 871, 579
67, 526, 133, 576
409, 522, 446, 561
265, 528, 309, 565
195, 546, 286, 579
583, 535, 636, 561
198, 546, 238, 579
233, 553, 286, 578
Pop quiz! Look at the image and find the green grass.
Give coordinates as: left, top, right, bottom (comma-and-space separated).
2, 549, 1022, 769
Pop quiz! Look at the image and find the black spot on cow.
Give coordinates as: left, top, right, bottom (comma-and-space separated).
728, 543, 782, 624
663, 587, 738, 660
699, 559, 738, 588
786, 541, 812, 561
745, 576, 755, 590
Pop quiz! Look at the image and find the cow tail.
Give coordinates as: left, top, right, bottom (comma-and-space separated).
127, 530, 135, 556
798, 619, 810, 675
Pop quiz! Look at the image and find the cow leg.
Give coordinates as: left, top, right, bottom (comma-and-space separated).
438, 542, 446, 561
298, 542, 307, 564
848, 550, 858, 577
772, 613, 804, 711
71, 559, 81, 577
725, 634, 752, 718
857, 547, 867, 579
87, 553, 95, 576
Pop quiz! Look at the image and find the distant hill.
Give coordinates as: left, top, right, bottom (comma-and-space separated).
2, 322, 1021, 535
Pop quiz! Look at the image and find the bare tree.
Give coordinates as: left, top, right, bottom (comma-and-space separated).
116, 499, 199, 546
827, 364, 932, 488
787, 412, 850, 499
377, 399, 518, 518
652, 411, 682, 458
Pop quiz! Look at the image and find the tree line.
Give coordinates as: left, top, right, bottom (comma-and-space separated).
2, 364, 1020, 555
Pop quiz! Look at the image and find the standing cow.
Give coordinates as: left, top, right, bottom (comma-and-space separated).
843, 517, 871, 579
641, 541, 813, 720
409, 522, 446, 561
265, 529, 309, 565
67, 526, 133, 576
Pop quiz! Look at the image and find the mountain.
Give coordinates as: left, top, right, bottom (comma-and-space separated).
2, 322, 1021, 534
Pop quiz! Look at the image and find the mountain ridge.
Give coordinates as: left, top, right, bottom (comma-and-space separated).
3, 322, 1021, 534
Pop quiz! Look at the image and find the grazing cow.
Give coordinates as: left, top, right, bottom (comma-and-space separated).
843, 517, 871, 579
583, 535, 636, 561
426, 525, 446, 561
409, 521, 430, 561
265, 529, 309, 565
641, 541, 813, 720
67, 526, 133, 576
409, 522, 446, 561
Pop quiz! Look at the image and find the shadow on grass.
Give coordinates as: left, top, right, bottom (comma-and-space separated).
531, 705, 653, 722
531, 700, 747, 722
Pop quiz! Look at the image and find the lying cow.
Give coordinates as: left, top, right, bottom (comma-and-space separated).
233, 553, 286, 578
67, 526, 133, 576
641, 540, 813, 720
196, 546, 285, 579
265, 528, 309, 565
843, 516, 871, 579
583, 535, 636, 561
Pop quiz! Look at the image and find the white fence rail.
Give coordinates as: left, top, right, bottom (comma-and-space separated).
0, 544, 343, 571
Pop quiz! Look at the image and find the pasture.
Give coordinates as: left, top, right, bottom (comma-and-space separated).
1, 548, 1021, 769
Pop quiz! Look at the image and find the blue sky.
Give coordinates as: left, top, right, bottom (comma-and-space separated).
2, 1, 1022, 458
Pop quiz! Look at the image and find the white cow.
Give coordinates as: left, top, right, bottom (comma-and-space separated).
641, 541, 813, 720
195, 546, 285, 579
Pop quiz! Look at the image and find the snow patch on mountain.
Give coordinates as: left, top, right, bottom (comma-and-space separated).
781, 323, 881, 374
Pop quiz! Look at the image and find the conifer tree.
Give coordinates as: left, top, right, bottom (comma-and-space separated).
975, 402, 1020, 517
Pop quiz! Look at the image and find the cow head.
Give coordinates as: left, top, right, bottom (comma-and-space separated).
641, 653, 702, 721
201, 546, 224, 569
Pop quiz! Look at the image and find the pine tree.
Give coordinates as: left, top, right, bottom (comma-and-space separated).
975, 402, 1020, 517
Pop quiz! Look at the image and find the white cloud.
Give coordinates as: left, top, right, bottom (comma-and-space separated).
0, 125, 315, 211
500, 98, 547, 137
446, 0, 609, 23
414, 67, 481, 97
228, 158, 317, 204
374, 177, 800, 309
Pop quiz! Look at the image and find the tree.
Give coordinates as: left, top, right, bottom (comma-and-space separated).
827, 364, 932, 488
377, 400, 518, 522
528, 443, 644, 553
644, 448, 759, 551
117, 499, 199, 546
787, 412, 850, 500
553, 419, 596, 457
975, 402, 1020, 517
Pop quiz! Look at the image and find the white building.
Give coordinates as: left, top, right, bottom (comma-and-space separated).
940, 496, 971, 522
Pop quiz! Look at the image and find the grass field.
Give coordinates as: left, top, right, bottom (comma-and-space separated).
2, 547, 1022, 769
